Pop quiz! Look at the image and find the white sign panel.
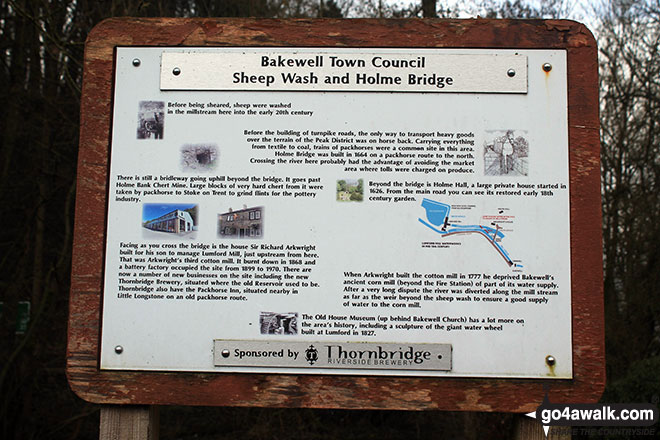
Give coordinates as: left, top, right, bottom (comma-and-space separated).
101, 47, 571, 378
160, 49, 528, 93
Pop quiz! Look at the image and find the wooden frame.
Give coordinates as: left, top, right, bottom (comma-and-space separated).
67, 18, 604, 411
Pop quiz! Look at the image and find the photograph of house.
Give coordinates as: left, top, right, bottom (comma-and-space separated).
218, 205, 263, 239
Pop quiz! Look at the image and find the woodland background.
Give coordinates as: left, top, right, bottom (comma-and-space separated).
1, 0, 659, 439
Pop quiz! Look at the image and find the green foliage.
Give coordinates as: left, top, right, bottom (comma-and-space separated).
602, 356, 660, 404
350, 191, 363, 201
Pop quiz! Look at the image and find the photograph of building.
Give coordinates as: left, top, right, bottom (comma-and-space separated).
218, 205, 263, 239
142, 203, 197, 237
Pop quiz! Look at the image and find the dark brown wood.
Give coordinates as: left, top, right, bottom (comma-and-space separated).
67, 18, 604, 411
514, 416, 571, 439
100, 406, 159, 440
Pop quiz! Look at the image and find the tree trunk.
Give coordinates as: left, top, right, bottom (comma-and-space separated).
422, 0, 437, 18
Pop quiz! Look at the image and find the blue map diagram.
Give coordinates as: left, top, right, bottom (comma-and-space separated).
419, 198, 520, 267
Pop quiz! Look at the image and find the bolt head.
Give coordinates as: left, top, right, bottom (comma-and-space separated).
132, 58, 141, 67
221, 349, 230, 358
172, 67, 181, 76
114, 345, 124, 354
507, 69, 516, 78
545, 355, 556, 366
543, 63, 552, 72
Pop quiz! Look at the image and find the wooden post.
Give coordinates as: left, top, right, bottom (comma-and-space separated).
100, 406, 159, 440
514, 415, 571, 439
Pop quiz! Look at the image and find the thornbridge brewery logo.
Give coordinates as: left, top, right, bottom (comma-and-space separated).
213, 340, 451, 371
305, 344, 319, 365
325, 344, 433, 367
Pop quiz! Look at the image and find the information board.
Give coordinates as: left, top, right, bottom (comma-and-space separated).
102, 47, 570, 378
68, 18, 604, 410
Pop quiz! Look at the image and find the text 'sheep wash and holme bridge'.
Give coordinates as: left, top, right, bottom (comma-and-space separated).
233, 54, 455, 88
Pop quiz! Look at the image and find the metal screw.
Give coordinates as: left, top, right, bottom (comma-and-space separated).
543, 63, 552, 72
172, 67, 181, 76
132, 58, 141, 67
545, 355, 556, 366
221, 349, 230, 358
507, 69, 516, 78
114, 345, 124, 354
